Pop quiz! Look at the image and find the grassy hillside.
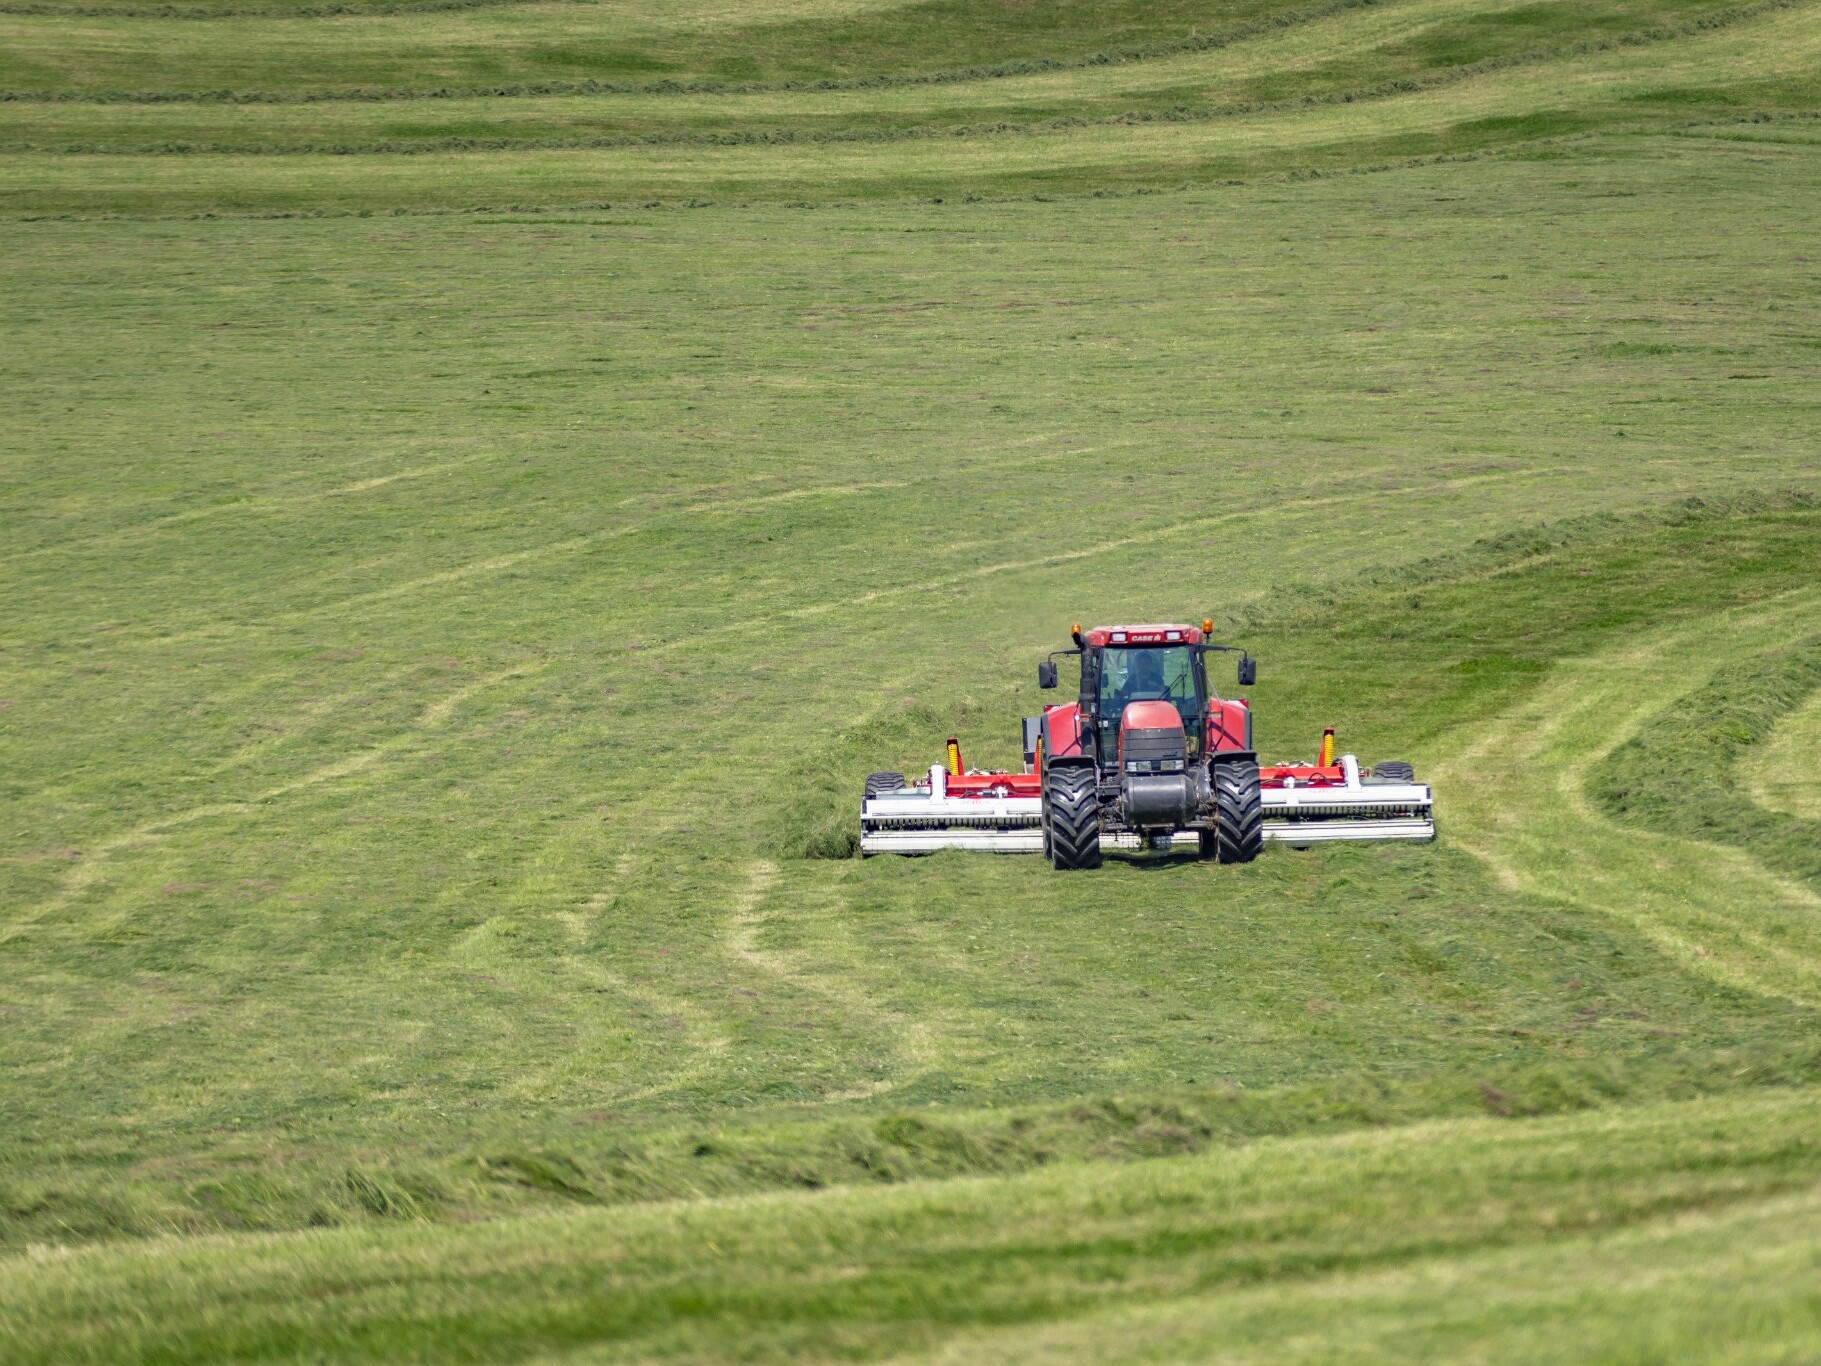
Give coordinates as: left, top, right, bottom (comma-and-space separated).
0, 0, 1761, 94
2, 0, 1819, 1358
2, 0, 1818, 214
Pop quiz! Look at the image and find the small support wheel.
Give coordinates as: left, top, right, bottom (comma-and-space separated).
1044, 766, 1102, 870
864, 771, 907, 800
1205, 757, 1263, 864
1372, 761, 1415, 783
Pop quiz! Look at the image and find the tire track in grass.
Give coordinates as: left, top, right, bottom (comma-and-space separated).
541, 843, 743, 1102
533, 959, 734, 1105
95, 478, 924, 648
781, 467, 1538, 622
0, 452, 500, 568
452, 832, 740, 1105
0, 469, 902, 576
1429, 586, 1821, 1007
1, 661, 540, 945
725, 858, 938, 1099
722, 860, 782, 973
188, 661, 423, 780
72, 462, 1533, 652
1744, 689, 1821, 821
553, 850, 640, 945
677, 480, 906, 515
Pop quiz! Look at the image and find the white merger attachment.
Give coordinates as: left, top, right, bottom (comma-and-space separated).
860, 763, 1045, 854
859, 756, 1433, 855
1260, 751, 1435, 846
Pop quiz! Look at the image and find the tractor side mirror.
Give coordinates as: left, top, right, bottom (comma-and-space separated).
1237, 656, 1257, 687
1037, 660, 1058, 690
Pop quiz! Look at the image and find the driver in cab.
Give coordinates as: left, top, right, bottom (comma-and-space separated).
1115, 651, 1169, 707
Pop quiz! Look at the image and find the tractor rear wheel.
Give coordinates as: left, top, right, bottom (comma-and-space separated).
1203, 757, 1263, 864
864, 772, 907, 800
1044, 767, 1102, 870
1372, 761, 1415, 783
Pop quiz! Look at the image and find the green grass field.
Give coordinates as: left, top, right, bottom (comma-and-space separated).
3, 0, 1820, 1359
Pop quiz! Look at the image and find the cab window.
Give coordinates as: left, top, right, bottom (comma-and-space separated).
1101, 646, 1198, 711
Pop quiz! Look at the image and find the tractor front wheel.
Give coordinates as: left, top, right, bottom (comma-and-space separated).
1203, 758, 1263, 864
1044, 767, 1102, 870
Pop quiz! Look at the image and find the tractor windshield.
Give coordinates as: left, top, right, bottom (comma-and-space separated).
1099, 645, 1203, 728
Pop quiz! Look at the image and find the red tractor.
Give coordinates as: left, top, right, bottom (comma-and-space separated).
860, 621, 1433, 869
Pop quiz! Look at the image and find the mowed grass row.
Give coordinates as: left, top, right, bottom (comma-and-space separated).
4, 1089, 1821, 1363
0, 0, 876, 16
1589, 631, 1821, 892
3, 150, 1819, 1238
1749, 690, 1821, 819
5, 5, 1817, 215
0, 0, 1770, 106
1, 0, 1807, 152
1429, 582, 1821, 1010
0, 0, 1373, 94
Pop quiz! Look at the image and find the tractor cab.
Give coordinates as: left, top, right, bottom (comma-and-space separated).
1090, 639, 1206, 769
1037, 622, 1256, 774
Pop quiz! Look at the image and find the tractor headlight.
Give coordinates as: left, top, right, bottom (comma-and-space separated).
1125, 758, 1185, 774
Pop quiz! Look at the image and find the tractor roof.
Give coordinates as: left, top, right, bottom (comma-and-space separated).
1081, 624, 1204, 647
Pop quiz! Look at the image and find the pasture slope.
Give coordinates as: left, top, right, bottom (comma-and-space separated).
2, 0, 1820, 1358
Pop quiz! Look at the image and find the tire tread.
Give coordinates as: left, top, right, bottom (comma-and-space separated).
1045, 766, 1102, 870
1209, 757, 1263, 864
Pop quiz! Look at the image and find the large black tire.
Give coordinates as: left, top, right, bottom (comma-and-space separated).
864, 771, 907, 800
1044, 766, 1102, 870
1372, 761, 1415, 783
1203, 758, 1263, 864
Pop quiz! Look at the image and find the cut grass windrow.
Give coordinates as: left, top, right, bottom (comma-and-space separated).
0, 0, 571, 15
4, 2, 1815, 215
1747, 690, 1821, 821
1590, 636, 1821, 889
4, 1089, 1821, 1363
3, 1, 1808, 155
1431, 590, 1821, 1008
0, 0, 1787, 103
0, 0, 1384, 101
